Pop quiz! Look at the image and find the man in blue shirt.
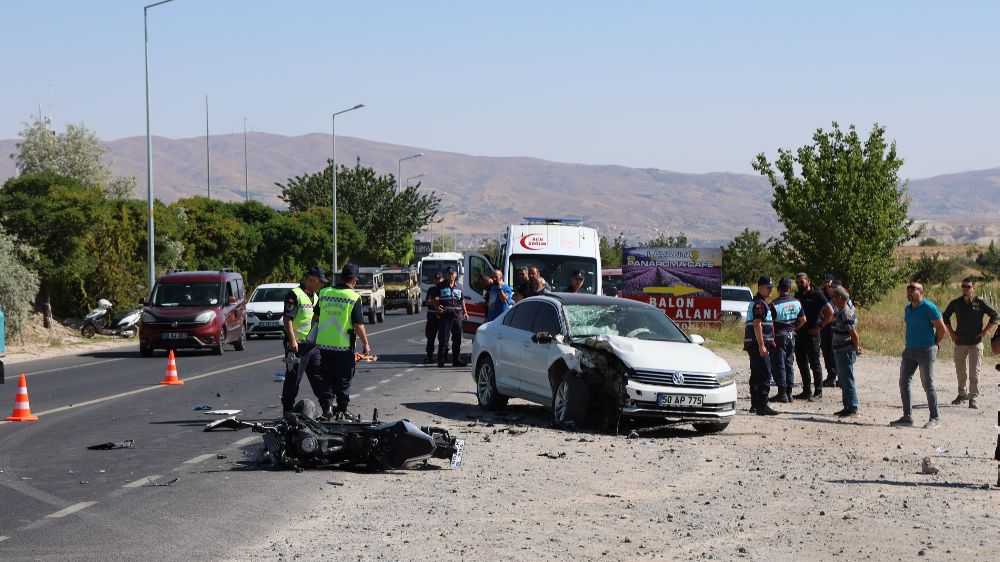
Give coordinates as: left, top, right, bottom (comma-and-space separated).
769, 277, 806, 403
486, 268, 513, 322
432, 267, 468, 368
890, 282, 947, 429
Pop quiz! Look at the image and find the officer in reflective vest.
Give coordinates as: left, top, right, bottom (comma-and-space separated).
309, 263, 370, 419
745, 276, 779, 416
280, 266, 326, 416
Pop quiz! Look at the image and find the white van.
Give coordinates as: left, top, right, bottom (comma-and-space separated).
462, 217, 602, 335
418, 252, 464, 295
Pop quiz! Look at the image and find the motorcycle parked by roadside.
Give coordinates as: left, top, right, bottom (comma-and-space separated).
81, 299, 142, 338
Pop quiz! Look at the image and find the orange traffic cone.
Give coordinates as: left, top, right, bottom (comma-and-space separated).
6, 374, 39, 421
159, 350, 184, 385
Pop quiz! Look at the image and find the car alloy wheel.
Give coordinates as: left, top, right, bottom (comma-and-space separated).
553, 379, 570, 422
477, 362, 494, 405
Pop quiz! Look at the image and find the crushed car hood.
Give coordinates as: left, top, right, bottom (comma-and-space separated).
575, 335, 731, 374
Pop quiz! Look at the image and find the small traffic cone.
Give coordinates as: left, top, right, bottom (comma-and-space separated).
6, 374, 38, 421
159, 350, 184, 385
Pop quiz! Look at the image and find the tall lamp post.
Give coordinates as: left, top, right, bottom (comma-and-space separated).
405, 172, 426, 187
331, 104, 365, 270
397, 153, 423, 193
144, 0, 178, 291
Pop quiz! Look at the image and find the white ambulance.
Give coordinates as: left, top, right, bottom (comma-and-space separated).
418, 252, 464, 294
462, 217, 602, 335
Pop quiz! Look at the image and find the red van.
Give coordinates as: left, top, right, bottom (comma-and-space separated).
139, 269, 248, 357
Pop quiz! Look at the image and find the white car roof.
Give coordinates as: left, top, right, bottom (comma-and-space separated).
253, 283, 299, 290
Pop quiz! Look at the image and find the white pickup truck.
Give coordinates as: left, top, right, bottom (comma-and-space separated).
721, 285, 753, 321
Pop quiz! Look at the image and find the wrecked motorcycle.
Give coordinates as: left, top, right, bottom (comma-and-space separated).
208, 400, 464, 471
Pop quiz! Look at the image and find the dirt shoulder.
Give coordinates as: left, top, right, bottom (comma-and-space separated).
237, 349, 999, 562
2, 313, 136, 366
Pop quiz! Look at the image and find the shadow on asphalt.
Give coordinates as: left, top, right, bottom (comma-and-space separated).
829, 478, 993, 490
80, 348, 227, 359
788, 415, 887, 428
401, 400, 549, 426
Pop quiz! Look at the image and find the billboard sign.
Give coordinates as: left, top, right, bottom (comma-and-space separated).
620, 247, 722, 327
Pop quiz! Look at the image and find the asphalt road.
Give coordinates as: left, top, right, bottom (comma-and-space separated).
0, 311, 475, 561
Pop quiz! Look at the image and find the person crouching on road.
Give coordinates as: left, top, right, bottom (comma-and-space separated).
280, 266, 326, 416
486, 268, 513, 322
745, 276, 779, 416
423, 272, 444, 364
769, 277, 805, 404
829, 286, 862, 418
434, 267, 468, 368
310, 263, 371, 420
942, 277, 998, 409
890, 282, 946, 429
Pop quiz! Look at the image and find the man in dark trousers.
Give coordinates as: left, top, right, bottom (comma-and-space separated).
433, 266, 468, 368
745, 276, 779, 416
793, 272, 833, 401
310, 263, 371, 420
279, 266, 326, 416
819, 274, 839, 388
769, 277, 806, 403
422, 271, 444, 364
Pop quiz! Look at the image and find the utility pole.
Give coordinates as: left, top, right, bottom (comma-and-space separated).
243, 117, 249, 202
205, 94, 211, 199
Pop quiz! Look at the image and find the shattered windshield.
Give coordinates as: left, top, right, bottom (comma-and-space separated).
563, 303, 688, 342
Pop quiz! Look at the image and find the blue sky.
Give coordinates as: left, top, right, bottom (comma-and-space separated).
2, 1, 997, 178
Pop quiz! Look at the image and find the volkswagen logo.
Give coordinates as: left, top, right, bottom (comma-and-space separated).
671, 372, 685, 385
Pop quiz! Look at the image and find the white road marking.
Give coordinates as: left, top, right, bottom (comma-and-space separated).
0, 536, 10, 543
123, 475, 160, 488
379, 379, 390, 384
403, 367, 415, 373
183, 453, 216, 464
5, 358, 124, 381
394, 373, 405, 377
366, 320, 425, 336
349, 394, 359, 399
363, 386, 377, 392
0, 355, 281, 425
233, 436, 258, 446
46, 502, 97, 518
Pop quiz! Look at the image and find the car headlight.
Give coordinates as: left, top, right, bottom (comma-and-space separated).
716, 370, 735, 386
195, 310, 217, 324
141, 312, 155, 324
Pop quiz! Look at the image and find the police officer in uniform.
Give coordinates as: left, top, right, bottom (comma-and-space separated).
310, 263, 370, 420
769, 277, 806, 403
433, 266, 468, 368
280, 266, 327, 416
745, 276, 779, 416
423, 271, 444, 364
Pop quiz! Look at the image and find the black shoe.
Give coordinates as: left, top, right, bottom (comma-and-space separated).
452, 359, 468, 368
822, 377, 837, 388
756, 404, 780, 416
809, 391, 823, 402
437, 360, 446, 368
837, 408, 859, 418
423, 355, 435, 364
779, 391, 792, 404
768, 393, 783, 403
748, 395, 758, 414
794, 389, 812, 400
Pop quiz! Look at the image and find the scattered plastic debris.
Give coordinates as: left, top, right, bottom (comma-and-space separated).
425, 386, 442, 392
193, 405, 212, 411
596, 493, 621, 498
538, 451, 566, 459
326, 480, 345, 486
216, 454, 227, 459
204, 417, 247, 432
148, 477, 180, 487
273, 372, 285, 382
932, 445, 948, 454
87, 439, 134, 450
354, 353, 378, 362
640, 440, 655, 446
204, 410, 242, 416
921, 457, 940, 475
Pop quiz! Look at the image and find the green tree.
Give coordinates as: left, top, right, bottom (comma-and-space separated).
918, 237, 940, 247
276, 159, 440, 265
599, 232, 628, 268
432, 235, 455, 253
79, 202, 147, 312
255, 207, 365, 285
906, 252, 962, 286
0, 173, 106, 320
0, 226, 40, 340
721, 228, 785, 286
477, 238, 500, 263
752, 123, 915, 306
12, 117, 137, 199
975, 240, 1000, 279
641, 232, 690, 248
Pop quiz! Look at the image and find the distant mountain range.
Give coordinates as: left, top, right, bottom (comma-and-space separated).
2, 132, 998, 245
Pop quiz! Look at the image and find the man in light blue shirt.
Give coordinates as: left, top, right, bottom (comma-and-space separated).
486, 268, 513, 321
890, 282, 947, 429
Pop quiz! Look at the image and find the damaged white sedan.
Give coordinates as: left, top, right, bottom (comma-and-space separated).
471, 293, 736, 433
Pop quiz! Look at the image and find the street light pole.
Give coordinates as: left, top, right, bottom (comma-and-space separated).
205, 94, 211, 199
331, 104, 365, 270
405, 172, 426, 187
397, 153, 423, 193
144, 0, 178, 291
243, 116, 248, 202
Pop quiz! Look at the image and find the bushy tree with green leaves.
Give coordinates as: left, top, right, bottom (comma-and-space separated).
599, 232, 628, 268
721, 228, 785, 286
906, 252, 963, 286
753, 123, 915, 306
975, 241, 1000, 280
276, 159, 439, 265
12, 117, 136, 199
0, 226, 40, 340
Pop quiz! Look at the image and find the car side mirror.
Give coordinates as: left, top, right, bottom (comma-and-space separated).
689, 334, 705, 345
228, 295, 237, 304
531, 332, 554, 344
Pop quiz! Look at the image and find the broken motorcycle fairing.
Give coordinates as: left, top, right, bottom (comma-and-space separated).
246, 408, 462, 470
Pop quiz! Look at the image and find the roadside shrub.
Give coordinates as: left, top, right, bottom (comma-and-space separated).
975, 241, 1000, 280
906, 252, 962, 286
918, 237, 940, 247
0, 226, 40, 340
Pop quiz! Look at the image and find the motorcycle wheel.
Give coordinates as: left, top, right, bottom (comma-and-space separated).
81, 323, 97, 338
